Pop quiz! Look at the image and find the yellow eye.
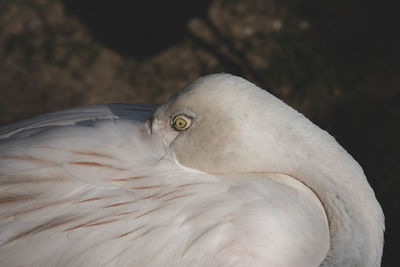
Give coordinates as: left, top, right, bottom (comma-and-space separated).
172, 115, 191, 131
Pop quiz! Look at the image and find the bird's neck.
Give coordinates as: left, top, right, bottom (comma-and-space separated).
295, 161, 384, 266
250, 118, 384, 266
234, 106, 384, 266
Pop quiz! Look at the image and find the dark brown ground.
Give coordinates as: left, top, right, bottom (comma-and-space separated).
0, 0, 399, 265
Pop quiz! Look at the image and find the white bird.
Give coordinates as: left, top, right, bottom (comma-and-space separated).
0, 74, 384, 266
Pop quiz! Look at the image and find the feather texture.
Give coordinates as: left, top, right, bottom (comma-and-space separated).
0, 109, 328, 266
0, 74, 383, 266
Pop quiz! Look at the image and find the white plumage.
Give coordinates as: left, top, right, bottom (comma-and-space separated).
0, 74, 383, 266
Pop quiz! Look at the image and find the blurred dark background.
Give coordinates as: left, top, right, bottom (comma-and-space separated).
0, 0, 399, 265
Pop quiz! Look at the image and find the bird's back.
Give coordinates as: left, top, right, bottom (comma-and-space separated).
0, 106, 329, 266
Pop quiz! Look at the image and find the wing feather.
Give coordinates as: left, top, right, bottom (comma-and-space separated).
0, 110, 329, 266
0, 103, 157, 139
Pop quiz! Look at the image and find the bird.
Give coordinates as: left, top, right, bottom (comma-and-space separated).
0, 74, 384, 266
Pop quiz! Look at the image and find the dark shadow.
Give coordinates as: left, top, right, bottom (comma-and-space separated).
106, 103, 158, 122
63, 0, 213, 59
277, 1, 400, 265
281, 0, 400, 86
62, 0, 270, 89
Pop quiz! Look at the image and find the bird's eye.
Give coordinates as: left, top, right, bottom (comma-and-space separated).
172, 115, 191, 131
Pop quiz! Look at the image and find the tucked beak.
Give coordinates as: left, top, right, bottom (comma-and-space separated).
145, 115, 154, 135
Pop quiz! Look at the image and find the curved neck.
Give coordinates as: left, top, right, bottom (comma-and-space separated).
254, 124, 384, 266
295, 162, 384, 266
237, 105, 384, 266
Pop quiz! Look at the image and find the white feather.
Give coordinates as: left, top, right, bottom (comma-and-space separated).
0, 118, 328, 266
0, 74, 383, 266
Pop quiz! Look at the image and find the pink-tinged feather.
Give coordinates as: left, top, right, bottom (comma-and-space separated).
116, 225, 145, 239
69, 161, 126, 171
0, 155, 57, 166
110, 176, 146, 182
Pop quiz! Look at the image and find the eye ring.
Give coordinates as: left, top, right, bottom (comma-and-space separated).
172, 115, 192, 131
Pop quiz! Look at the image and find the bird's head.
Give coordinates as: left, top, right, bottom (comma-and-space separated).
147, 73, 310, 174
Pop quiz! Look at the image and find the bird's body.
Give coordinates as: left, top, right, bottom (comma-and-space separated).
0, 74, 383, 266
